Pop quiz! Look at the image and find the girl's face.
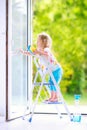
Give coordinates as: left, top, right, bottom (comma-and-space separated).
37, 37, 43, 49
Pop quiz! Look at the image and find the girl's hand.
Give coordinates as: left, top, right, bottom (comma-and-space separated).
33, 49, 39, 55
20, 49, 24, 54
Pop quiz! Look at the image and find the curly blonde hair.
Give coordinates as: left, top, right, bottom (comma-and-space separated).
37, 32, 52, 49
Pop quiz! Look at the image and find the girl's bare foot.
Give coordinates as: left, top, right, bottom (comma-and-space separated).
49, 98, 58, 102
45, 98, 52, 101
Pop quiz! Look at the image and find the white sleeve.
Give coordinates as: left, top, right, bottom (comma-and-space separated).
44, 48, 50, 53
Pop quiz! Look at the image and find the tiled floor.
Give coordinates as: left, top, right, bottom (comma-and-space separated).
0, 114, 87, 130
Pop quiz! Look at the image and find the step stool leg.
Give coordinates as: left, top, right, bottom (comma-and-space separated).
28, 74, 46, 122
55, 104, 62, 118
50, 72, 72, 121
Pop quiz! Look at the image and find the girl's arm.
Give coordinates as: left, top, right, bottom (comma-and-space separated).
34, 49, 48, 56
20, 49, 31, 56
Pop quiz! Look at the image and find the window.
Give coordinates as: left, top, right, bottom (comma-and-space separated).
6, 0, 32, 120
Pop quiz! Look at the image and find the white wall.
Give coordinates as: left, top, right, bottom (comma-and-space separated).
0, 0, 6, 118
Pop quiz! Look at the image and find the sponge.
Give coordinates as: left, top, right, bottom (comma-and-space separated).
27, 45, 36, 55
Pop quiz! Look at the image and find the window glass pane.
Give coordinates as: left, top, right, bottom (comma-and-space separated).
8, 0, 28, 119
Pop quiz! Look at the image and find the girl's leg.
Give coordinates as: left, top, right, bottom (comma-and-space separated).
48, 68, 63, 102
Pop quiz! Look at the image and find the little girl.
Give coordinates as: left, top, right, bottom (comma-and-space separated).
20, 32, 63, 102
